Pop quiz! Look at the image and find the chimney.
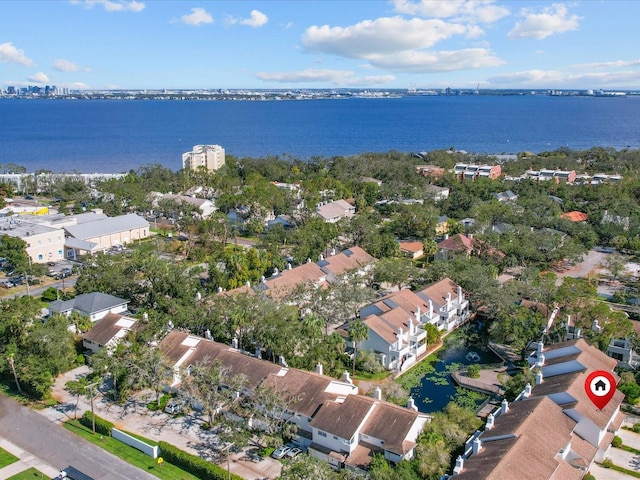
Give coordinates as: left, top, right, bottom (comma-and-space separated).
457, 285, 463, 301
342, 370, 353, 384
453, 455, 464, 474
272, 267, 279, 277
472, 437, 482, 455
536, 341, 543, 356
524, 383, 532, 397
446, 292, 451, 310
287, 262, 292, 270
255, 347, 262, 359
142, 312, 148, 322
373, 386, 382, 400
319, 253, 324, 261
232, 337, 238, 349
537, 353, 545, 367
414, 306, 421, 325
428, 299, 433, 317
407, 396, 418, 411
261, 275, 266, 284
195, 291, 202, 301
485, 413, 495, 430
397, 327, 403, 348
331, 248, 336, 256
536, 370, 543, 385
444, 233, 449, 240
408, 318, 414, 336
246, 281, 250, 288
501, 398, 509, 415
315, 362, 324, 376
307, 258, 312, 264
218, 286, 223, 293
279, 356, 288, 367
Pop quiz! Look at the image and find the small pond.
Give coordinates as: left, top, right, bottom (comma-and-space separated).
408, 325, 501, 413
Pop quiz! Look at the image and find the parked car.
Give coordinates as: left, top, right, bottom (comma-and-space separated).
271, 445, 292, 459
0, 281, 14, 289
286, 447, 303, 458
164, 399, 185, 414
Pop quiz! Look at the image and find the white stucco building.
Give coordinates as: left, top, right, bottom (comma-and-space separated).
182, 144, 226, 172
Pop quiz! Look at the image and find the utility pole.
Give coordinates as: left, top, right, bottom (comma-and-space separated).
84, 381, 99, 433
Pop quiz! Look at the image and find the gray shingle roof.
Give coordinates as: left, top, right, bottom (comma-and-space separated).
49, 292, 128, 316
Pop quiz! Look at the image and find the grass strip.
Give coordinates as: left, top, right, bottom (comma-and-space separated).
63, 420, 199, 480
619, 444, 640, 455
7, 467, 48, 479
606, 463, 640, 479
0, 446, 19, 468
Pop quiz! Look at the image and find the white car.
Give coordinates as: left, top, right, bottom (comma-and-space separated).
286, 447, 302, 458
271, 445, 292, 459
164, 399, 185, 414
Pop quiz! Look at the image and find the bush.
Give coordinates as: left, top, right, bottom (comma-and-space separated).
582, 474, 596, 480
79, 411, 113, 436
158, 441, 244, 480
467, 364, 481, 379
602, 458, 613, 468
612, 435, 623, 447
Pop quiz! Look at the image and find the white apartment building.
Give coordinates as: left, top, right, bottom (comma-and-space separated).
182, 144, 226, 172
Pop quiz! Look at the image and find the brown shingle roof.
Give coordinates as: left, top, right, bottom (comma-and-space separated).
310, 395, 375, 440
158, 330, 197, 364
437, 233, 473, 252
360, 402, 422, 455
418, 277, 459, 307
457, 397, 578, 479
83, 313, 136, 346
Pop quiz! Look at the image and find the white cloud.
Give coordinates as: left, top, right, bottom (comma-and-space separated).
71, 0, 145, 12
393, 0, 509, 24
179, 7, 214, 26
302, 17, 468, 58
255, 68, 395, 86
508, 3, 580, 39
0, 42, 33, 66
487, 68, 640, 88
226, 10, 269, 28
368, 48, 504, 72
52, 59, 91, 72
570, 59, 640, 69
241, 10, 268, 28
28, 72, 50, 84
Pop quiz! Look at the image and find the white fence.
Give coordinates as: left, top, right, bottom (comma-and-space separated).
112, 427, 159, 458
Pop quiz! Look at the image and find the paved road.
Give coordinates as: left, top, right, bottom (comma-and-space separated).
0, 394, 156, 480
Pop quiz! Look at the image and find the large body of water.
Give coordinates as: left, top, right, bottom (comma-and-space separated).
2, 95, 640, 173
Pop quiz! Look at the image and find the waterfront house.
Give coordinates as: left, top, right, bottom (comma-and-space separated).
450, 339, 624, 479
358, 278, 469, 371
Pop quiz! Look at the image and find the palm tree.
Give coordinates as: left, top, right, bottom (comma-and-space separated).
349, 320, 369, 375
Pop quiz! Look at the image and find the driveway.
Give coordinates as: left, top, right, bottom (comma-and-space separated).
590, 414, 640, 480
47, 366, 283, 480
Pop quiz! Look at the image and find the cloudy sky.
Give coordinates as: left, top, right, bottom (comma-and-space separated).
1, 0, 638, 91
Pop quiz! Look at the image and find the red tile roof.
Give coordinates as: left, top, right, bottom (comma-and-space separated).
561, 211, 589, 222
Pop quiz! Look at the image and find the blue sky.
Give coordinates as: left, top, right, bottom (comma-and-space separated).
1, 0, 639, 91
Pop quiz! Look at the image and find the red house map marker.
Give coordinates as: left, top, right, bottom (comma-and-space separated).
585, 370, 617, 410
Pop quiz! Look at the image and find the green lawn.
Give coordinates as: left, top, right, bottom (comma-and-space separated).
7, 467, 48, 479
0, 446, 19, 468
63, 420, 199, 480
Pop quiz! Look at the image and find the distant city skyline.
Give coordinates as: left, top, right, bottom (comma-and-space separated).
1, 0, 639, 91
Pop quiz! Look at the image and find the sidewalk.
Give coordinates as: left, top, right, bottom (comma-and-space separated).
0, 437, 60, 479
43, 366, 282, 480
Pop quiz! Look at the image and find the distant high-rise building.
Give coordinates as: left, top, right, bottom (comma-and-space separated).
182, 144, 225, 172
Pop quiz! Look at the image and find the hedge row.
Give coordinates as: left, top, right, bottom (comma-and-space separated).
158, 441, 243, 480
79, 411, 114, 437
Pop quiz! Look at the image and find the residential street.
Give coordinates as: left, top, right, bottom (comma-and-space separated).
42, 366, 283, 480
0, 393, 158, 480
